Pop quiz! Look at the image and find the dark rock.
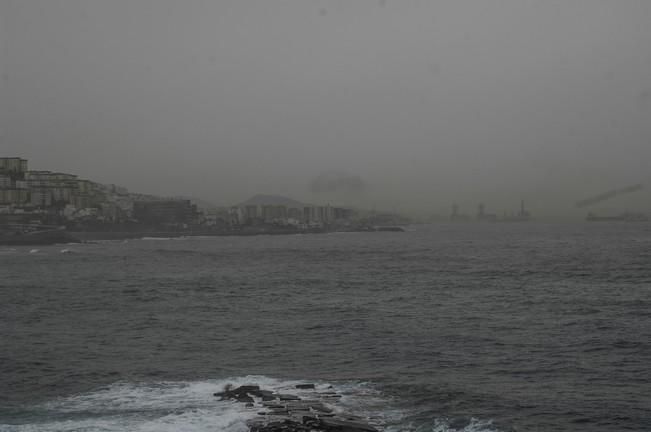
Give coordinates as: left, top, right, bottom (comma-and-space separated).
249, 389, 274, 398
317, 418, 379, 432
250, 420, 283, 432
232, 385, 260, 395
254, 390, 276, 401
250, 419, 310, 432
278, 394, 301, 401
285, 402, 310, 409
290, 410, 312, 418
341, 416, 367, 424
224, 383, 378, 432
215, 384, 262, 402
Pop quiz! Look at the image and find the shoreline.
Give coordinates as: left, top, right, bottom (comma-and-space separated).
0, 226, 405, 245
70, 229, 324, 242
0, 230, 81, 246
71, 226, 404, 242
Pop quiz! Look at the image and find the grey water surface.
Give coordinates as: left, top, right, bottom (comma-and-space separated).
1, 224, 650, 432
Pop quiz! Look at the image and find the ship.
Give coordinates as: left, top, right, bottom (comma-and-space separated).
500, 200, 532, 222
586, 212, 649, 222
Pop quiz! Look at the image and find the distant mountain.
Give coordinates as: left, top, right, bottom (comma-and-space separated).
237, 194, 308, 208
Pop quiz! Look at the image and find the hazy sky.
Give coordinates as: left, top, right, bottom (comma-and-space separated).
1, 0, 650, 215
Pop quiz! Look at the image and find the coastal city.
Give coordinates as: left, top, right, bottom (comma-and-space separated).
0, 156, 406, 244
2, 3, 649, 432
2, 155, 649, 245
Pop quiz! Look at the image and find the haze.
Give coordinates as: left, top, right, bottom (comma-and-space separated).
1, 0, 650, 217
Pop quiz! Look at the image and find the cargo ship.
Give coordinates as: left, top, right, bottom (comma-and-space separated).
586, 212, 649, 222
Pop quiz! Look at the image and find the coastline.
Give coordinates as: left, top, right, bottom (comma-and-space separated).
70, 225, 405, 242
69, 228, 325, 242
0, 225, 405, 245
0, 230, 81, 246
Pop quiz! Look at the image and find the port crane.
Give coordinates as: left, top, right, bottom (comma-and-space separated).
575, 184, 644, 208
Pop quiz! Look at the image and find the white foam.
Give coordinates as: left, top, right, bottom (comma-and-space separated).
2, 376, 355, 432
138, 407, 252, 432
3, 379, 258, 432
43, 379, 246, 413
331, 381, 406, 427
0, 377, 499, 432
430, 418, 499, 432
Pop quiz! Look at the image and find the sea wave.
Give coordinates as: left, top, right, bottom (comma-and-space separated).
429, 418, 499, 432
0, 377, 500, 432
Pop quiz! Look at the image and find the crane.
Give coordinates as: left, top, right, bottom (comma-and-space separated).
575, 184, 644, 208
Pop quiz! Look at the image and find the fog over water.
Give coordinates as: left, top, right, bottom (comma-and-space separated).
1, 1, 651, 216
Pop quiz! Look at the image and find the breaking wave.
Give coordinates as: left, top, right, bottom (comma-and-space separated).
0, 376, 499, 432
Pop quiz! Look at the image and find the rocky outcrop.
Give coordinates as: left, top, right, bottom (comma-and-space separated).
214, 384, 379, 432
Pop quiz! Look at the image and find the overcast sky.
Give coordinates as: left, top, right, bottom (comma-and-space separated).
1, 0, 650, 215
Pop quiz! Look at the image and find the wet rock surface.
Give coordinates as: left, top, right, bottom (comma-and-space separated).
214, 384, 380, 432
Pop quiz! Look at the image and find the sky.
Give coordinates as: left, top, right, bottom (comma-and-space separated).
1, 0, 651, 216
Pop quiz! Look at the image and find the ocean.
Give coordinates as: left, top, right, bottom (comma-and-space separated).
1, 223, 650, 432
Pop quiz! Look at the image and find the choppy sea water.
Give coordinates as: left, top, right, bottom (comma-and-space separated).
1, 223, 650, 432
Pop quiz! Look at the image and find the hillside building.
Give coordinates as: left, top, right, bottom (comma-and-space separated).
0, 157, 28, 176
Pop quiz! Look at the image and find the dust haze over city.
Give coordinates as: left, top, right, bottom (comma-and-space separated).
2, 1, 651, 218
5, 3, 651, 432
